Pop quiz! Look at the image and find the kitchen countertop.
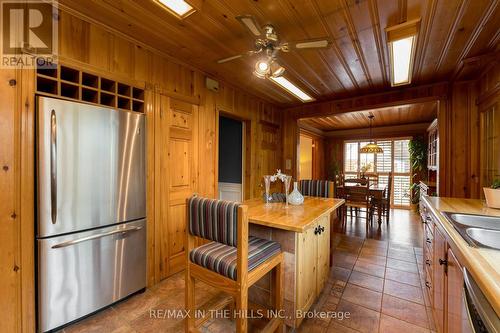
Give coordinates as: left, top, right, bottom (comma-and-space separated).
244, 197, 344, 233
422, 196, 500, 316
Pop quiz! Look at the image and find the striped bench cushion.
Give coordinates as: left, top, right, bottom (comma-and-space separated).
299, 180, 331, 198
188, 196, 240, 247
189, 236, 281, 280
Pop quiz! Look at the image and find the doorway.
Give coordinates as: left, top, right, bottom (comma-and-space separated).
218, 116, 244, 201
299, 133, 315, 180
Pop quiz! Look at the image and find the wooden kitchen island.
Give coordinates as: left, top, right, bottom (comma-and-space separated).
244, 197, 345, 328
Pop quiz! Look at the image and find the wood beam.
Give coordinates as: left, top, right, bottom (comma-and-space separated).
289, 82, 449, 119
324, 122, 431, 138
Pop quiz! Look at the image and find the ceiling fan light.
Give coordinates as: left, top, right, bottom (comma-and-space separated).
258, 61, 269, 71
254, 60, 270, 79
270, 62, 285, 77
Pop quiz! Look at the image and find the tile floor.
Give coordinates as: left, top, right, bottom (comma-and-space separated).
57, 209, 435, 333
303, 233, 436, 333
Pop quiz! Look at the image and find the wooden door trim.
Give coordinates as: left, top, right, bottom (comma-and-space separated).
216, 110, 251, 201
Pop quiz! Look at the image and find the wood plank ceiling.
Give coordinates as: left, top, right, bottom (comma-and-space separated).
59, 0, 499, 106
299, 101, 437, 131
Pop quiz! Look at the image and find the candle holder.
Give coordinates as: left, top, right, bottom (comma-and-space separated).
263, 175, 272, 205
284, 175, 292, 207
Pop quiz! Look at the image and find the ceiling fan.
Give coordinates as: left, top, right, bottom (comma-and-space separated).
217, 15, 332, 79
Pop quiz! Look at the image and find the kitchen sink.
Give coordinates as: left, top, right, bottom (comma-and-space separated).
442, 212, 500, 250
465, 228, 500, 249
444, 213, 500, 230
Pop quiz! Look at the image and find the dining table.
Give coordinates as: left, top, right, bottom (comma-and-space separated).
338, 182, 387, 223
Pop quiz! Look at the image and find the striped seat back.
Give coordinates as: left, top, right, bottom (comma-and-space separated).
299, 180, 331, 198
188, 196, 240, 247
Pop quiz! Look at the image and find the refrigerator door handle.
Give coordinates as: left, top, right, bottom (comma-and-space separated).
51, 226, 143, 249
50, 109, 57, 224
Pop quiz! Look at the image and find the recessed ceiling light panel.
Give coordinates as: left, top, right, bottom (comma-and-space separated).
391, 36, 414, 85
386, 18, 420, 87
269, 76, 314, 102
157, 0, 195, 19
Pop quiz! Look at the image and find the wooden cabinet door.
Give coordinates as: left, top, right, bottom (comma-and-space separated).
167, 99, 198, 276
316, 215, 330, 295
296, 223, 317, 315
433, 226, 447, 333
157, 96, 198, 279
447, 249, 473, 333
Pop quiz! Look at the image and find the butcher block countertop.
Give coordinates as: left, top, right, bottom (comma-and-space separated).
422, 196, 500, 316
244, 197, 345, 233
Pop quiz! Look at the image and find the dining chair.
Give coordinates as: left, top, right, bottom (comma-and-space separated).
185, 196, 284, 333
370, 172, 392, 223
365, 173, 379, 185
344, 177, 368, 186
382, 172, 393, 223
299, 179, 334, 198
343, 180, 373, 225
335, 173, 345, 188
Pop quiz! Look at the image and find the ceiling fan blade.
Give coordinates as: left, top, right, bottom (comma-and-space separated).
236, 15, 262, 37
281, 38, 332, 51
217, 49, 261, 64
217, 54, 244, 64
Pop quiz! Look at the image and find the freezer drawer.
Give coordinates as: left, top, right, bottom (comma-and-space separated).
37, 219, 146, 332
37, 96, 146, 238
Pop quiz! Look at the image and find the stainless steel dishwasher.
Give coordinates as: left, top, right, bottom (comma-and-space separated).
463, 268, 500, 332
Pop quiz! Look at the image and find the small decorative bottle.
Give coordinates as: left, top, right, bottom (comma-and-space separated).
288, 181, 304, 205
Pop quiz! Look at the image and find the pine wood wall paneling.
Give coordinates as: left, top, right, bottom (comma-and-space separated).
282, 113, 299, 179
0, 67, 35, 333
446, 82, 481, 198
0, 67, 20, 333
55, 10, 284, 282
477, 60, 500, 191
19, 67, 36, 333
147, 87, 159, 286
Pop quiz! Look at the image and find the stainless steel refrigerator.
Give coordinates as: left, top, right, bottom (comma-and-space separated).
36, 96, 147, 332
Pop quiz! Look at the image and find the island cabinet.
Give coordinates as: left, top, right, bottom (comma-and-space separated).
244, 197, 344, 328
296, 214, 330, 315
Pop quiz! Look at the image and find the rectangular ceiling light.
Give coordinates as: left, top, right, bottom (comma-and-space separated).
157, 0, 195, 18
391, 36, 415, 85
269, 76, 314, 102
386, 18, 420, 86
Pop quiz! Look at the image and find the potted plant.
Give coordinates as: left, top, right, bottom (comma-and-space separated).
484, 179, 500, 209
408, 137, 428, 211
360, 163, 372, 179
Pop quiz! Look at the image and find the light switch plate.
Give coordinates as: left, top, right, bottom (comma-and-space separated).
285, 159, 291, 170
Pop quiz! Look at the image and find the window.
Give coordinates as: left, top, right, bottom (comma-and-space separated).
344, 142, 358, 172
343, 138, 412, 207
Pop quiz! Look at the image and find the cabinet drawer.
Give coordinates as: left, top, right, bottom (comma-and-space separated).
424, 268, 433, 306
424, 249, 433, 272
424, 233, 433, 249
425, 220, 434, 238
